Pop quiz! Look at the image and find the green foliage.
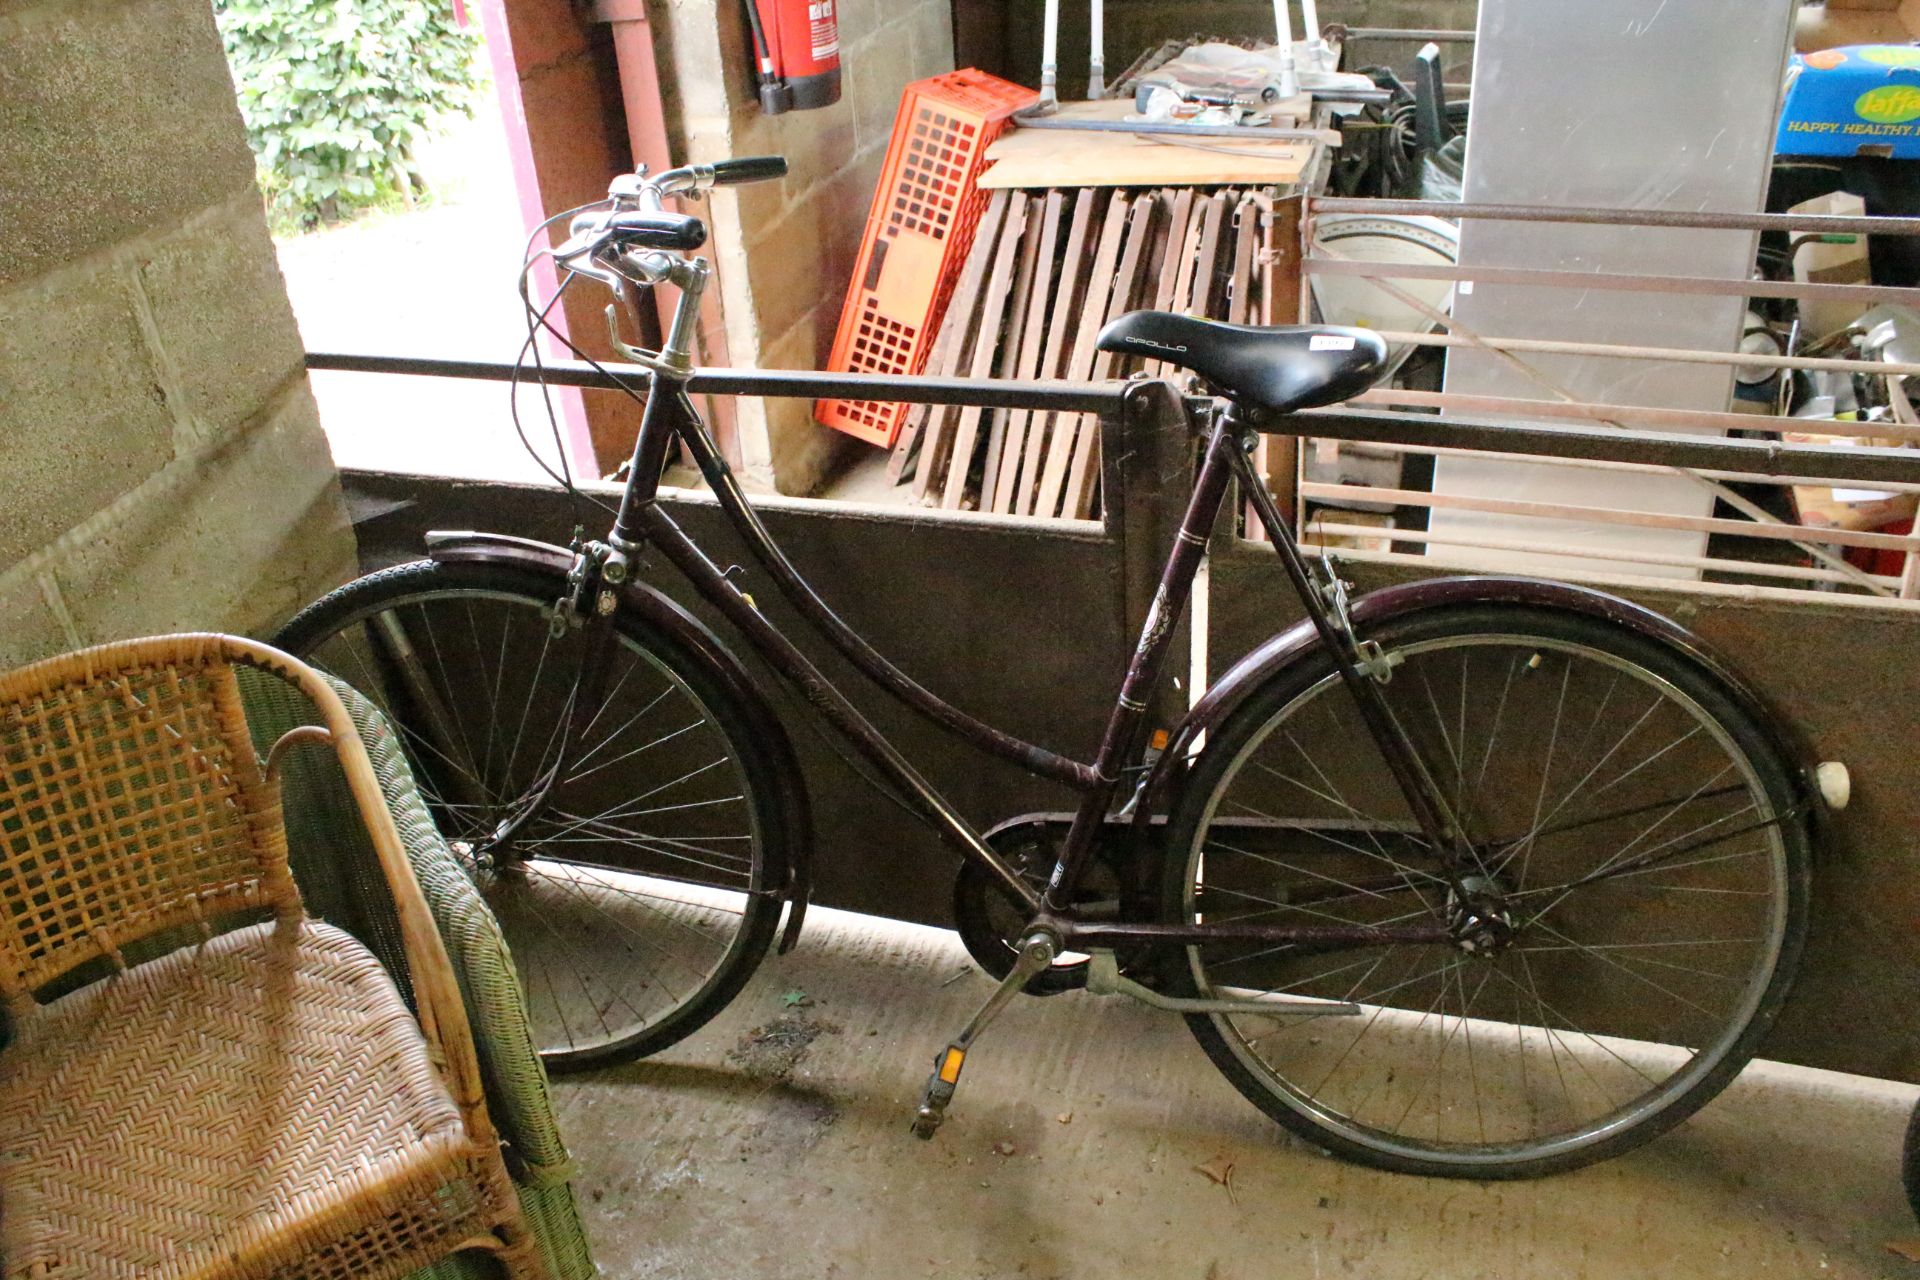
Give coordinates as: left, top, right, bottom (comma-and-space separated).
214, 0, 481, 227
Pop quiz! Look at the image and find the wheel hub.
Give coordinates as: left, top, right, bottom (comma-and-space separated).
1448, 874, 1516, 956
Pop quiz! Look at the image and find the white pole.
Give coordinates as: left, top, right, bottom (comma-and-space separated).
1088, 0, 1106, 99
1040, 0, 1060, 108
1271, 0, 1300, 98
1300, 0, 1329, 70
1272, 0, 1296, 44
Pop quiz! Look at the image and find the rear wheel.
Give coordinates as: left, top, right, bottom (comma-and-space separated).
276, 559, 789, 1072
1905, 1097, 1920, 1222
1161, 604, 1811, 1178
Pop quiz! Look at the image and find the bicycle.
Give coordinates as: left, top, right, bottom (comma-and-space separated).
1907, 1098, 1919, 1221
278, 155, 1829, 1179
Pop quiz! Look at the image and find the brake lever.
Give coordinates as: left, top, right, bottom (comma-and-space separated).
557, 247, 625, 292
553, 215, 608, 265
556, 231, 661, 294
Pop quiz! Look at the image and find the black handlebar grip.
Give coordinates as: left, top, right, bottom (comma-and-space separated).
608, 211, 708, 251
710, 155, 788, 186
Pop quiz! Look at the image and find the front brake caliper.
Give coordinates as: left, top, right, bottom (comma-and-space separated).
554, 541, 621, 637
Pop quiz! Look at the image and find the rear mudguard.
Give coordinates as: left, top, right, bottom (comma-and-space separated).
1135, 575, 1824, 836
424, 531, 815, 952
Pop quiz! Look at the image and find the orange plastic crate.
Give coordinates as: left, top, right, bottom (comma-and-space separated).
815, 69, 1035, 447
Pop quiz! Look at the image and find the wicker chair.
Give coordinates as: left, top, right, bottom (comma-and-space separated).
0, 634, 544, 1280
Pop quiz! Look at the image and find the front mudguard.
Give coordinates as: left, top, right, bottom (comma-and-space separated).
424, 530, 816, 952
1134, 574, 1825, 836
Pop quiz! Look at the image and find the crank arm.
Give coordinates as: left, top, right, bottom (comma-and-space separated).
912, 930, 1059, 1139
1085, 952, 1360, 1017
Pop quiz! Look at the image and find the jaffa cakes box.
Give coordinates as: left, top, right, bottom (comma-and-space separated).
1776, 44, 1920, 159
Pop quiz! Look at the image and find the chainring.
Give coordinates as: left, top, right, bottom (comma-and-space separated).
951, 821, 1124, 996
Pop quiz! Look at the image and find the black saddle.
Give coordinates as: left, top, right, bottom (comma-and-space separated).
1096, 312, 1388, 417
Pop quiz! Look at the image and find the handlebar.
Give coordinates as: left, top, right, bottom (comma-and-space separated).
707, 155, 789, 186
614, 155, 790, 206
560, 154, 785, 263
550, 155, 788, 368
605, 211, 708, 251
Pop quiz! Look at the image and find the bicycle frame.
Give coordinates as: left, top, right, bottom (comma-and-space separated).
595, 369, 1458, 956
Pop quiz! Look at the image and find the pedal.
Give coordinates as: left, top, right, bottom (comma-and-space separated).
911, 1043, 968, 1140
906, 929, 1057, 1139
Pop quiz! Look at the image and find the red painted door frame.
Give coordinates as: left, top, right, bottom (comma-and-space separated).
476, 0, 737, 473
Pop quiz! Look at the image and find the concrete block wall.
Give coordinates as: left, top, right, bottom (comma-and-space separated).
649, 0, 956, 495
0, 0, 355, 670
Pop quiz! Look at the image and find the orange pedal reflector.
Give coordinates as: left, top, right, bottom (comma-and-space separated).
939, 1046, 967, 1084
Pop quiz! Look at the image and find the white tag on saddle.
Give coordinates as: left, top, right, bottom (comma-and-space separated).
1310, 335, 1357, 351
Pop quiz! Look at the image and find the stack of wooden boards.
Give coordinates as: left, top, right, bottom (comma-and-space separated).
890, 185, 1289, 519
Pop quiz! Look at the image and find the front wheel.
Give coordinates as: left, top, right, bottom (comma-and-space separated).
275, 559, 790, 1072
1161, 603, 1811, 1178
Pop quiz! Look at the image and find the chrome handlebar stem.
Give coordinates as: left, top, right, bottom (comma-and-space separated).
558, 167, 714, 377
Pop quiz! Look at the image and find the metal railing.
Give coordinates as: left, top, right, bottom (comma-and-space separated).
1294, 195, 1920, 608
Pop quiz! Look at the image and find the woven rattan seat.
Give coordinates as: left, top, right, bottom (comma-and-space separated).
1, 918, 495, 1278
0, 635, 544, 1280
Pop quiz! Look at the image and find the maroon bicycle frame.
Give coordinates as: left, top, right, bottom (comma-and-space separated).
601, 369, 1458, 956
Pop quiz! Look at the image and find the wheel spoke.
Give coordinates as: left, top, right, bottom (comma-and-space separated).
1509, 657, 1573, 888
1208, 823, 1440, 902
504, 879, 657, 1037
525, 864, 726, 980
1492, 693, 1665, 879
1485, 783, 1749, 859
566, 718, 708, 785
522, 822, 754, 884
566, 684, 674, 774
1524, 787, 1752, 921
500, 622, 559, 788
1489, 957, 1660, 1093
410, 602, 489, 800
1251, 750, 1446, 913
1522, 919, 1734, 1023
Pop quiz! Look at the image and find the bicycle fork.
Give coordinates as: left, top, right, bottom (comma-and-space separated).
477, 539, 629, 860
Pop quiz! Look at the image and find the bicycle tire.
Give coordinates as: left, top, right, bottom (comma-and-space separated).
1160, 602, 1812, 1179
275, 559, 789, 1072
1906, 1096, 1920, 1222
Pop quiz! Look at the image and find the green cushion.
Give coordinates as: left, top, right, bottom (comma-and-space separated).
239, 669, 598, 1280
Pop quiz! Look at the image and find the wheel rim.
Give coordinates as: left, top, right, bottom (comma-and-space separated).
1182, 631, 1792, 1169
297, 584, 767, 1060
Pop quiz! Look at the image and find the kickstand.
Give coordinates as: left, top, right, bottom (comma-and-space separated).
911, 931, 1059, 1139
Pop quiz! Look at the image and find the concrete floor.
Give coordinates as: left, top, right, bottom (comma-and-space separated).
553, 906, 1920, 1280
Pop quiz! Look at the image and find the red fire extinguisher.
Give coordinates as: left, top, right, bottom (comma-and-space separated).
744, 0, 841, 114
